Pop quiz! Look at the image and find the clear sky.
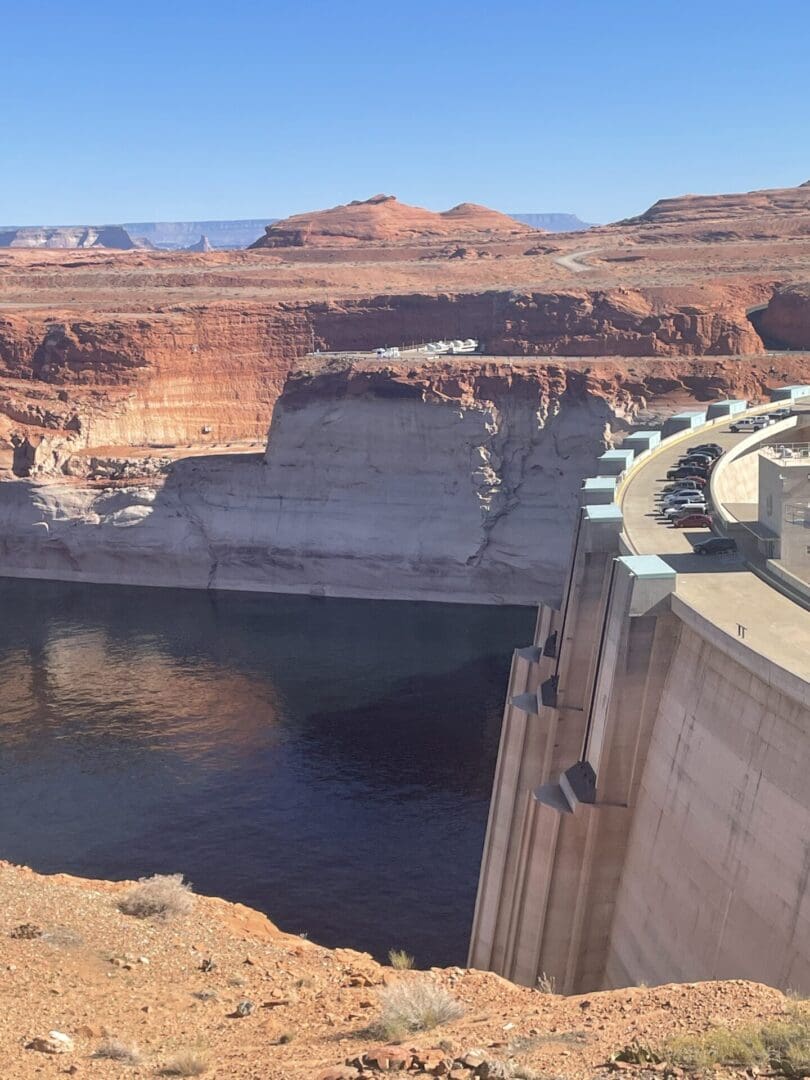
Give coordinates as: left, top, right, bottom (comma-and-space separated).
3, 0, 809, 226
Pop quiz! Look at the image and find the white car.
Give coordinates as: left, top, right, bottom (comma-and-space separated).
661, 491, 703, 508
664, 501, 707, 518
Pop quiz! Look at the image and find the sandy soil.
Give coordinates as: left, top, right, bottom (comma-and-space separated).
0, 862, 796, 1079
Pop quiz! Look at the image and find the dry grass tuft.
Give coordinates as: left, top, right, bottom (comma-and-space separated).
117, 873, 194, 919
388, 948, 415, 970
535, 971, 556, 995
93, 1037, 142, 1065
160, 1049, 209, 1076
373, 976, 464, 1042
664, 1010, 810, 1076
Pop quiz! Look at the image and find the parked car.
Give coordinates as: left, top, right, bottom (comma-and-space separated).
730, 416, 774, 433
729, 417, 758, 433
663, 476, 706, 491
771, 407, 793, 421
664, 501, 707, 518
662, 494, 706, 510
662, 484, 700, 496
672, 512, 712, 528
694, 537, 737, 555
662, 487, 702, 502
687, 443, 723, 457
667, 465, 709, 480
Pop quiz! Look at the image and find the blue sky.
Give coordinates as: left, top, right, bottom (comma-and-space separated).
2, 0, 809, 225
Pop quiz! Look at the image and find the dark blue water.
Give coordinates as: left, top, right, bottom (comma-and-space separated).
0, 577, 532, 966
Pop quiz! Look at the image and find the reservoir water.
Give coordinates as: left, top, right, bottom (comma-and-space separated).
0, 577, 533, 966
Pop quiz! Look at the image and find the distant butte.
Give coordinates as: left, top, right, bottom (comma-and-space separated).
249, 194, 538, 248
612, 180, 810, 241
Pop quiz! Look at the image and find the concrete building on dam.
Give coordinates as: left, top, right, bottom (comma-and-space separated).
469, 387, 810, 994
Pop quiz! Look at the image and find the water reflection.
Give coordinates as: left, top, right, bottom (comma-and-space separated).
0, 578, 533, 965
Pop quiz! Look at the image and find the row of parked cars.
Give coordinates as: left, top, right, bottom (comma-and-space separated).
728, 406, 792, 433
657, 442, 737, 554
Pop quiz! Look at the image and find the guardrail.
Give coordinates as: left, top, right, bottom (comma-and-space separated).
762, 444, 810, 460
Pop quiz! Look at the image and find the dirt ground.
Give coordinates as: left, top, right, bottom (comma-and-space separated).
0, 862, 795, 1079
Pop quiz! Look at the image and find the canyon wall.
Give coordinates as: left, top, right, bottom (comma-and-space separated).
756, 285, 810, 350
309, 285, 767, 358
3, 355, 810, 603
0, 364, 628, 604
0, 305, 311, 447
0, 283, 776, 456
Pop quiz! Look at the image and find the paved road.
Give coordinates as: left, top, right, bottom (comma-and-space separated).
619, 405, 810, 683
553, 248, 602, 273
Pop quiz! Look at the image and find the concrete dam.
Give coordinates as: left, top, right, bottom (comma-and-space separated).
469, 387, 810, 994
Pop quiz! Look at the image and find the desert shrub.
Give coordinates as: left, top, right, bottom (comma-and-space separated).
388, 948, 415, 970
93, 1037, 142, 1064
760, 1015, 810, 1077
535, 971, 556, 994
666, 1026, 767, 1071
161, 1049, 209, 1076
117, 873, 194, 919
374, 977, 464, 1041
663, 1011, 810, 1076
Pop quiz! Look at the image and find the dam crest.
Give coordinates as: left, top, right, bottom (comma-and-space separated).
470, 386, 810, 993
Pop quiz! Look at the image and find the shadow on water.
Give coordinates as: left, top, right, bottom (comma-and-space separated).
0, 576, 534, 966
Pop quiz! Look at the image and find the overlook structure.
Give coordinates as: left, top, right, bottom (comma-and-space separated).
470, 388, 810, 993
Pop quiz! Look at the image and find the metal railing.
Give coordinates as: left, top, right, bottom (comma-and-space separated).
761, 443, 810, 461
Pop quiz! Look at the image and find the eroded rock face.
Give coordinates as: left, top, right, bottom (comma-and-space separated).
756, 285, 810, 350
310, 284, 766, 358
0, 306, 310, 448
251, 195, 536, 248
4, 356, 810, 604
613, 180, 810, 242
0, 225, 137, 249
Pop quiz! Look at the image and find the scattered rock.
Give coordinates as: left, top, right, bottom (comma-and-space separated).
10, 922, 42, 939
26, 1031, 74, 1054
234, 999, 254, 1017
362, 1044, 413, 1070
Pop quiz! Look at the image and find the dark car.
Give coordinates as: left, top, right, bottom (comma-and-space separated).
694, 537, 737, 556
667, 465, 709, 480
687, 443, 723, 457
672, 512, 712, 528
771, 407, 793, 421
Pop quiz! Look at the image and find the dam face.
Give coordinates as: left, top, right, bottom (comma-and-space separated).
470, 391, 810, 993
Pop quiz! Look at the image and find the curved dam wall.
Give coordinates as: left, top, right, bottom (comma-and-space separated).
470, 395, 810, 993
606, 612, 810, 990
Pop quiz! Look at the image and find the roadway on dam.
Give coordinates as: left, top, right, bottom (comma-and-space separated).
618, 405, 810, 689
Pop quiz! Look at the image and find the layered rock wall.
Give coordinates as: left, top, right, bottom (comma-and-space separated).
4, 356, 810, 603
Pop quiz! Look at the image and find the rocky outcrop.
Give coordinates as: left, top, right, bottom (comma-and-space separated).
510, 211, 594, 231
613, 181, 810, 241
4, 355, 810, 604
186, 234, 213, 252
251, 194, 536, 248
0, 282, 778, 456
755, 284, 810, 350
0, 225, 138, 249
309, 285, 767, 357
0, 306, 310, 448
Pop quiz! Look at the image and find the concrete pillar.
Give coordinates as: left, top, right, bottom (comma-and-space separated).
470, 546, 682, 994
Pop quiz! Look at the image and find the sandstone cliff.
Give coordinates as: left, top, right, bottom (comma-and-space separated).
755, 284, 810, 350
3, 355, 810, 604
613, 180, 810, 242
0, 225, 139, 249
250, 194, 536, 248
